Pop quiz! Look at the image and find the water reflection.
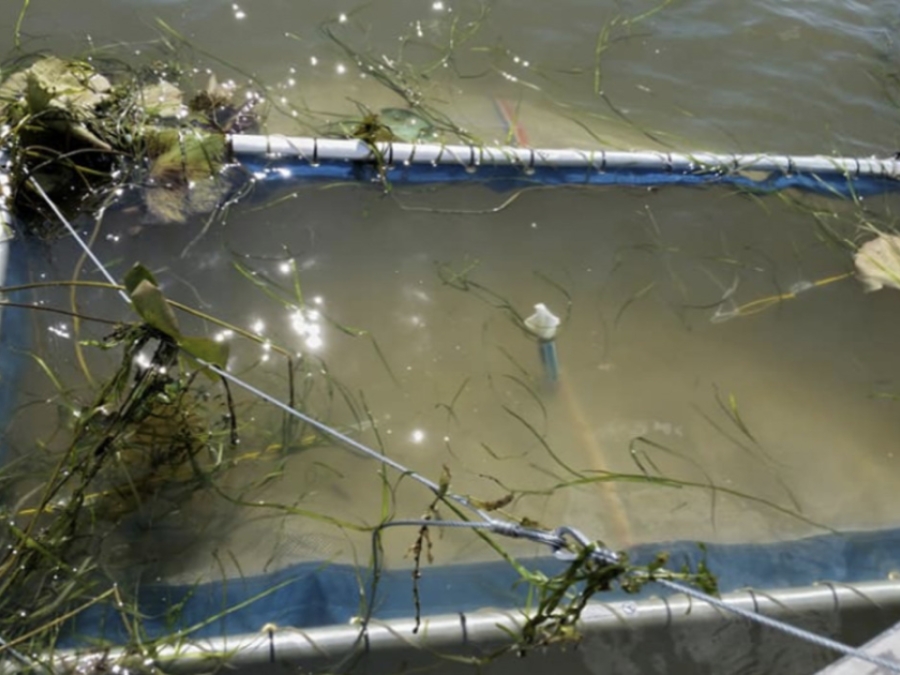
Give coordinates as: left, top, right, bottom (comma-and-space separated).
289, 306, 324, 351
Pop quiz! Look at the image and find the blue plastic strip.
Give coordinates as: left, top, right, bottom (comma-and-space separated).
238, 155, 900, 198
0, 237, 29, 464
57, 526, 900, 646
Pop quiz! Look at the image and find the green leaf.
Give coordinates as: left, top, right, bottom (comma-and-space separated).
123, 262, 228, 378
129, 279, 181, 339
437, 464, 451, 498
24, 73, 53, 113
2, 57, 111, 117
148, 128, 225, 182
124, 263, 159, 296
177, 335, 229, 369
138, 81, 184, 119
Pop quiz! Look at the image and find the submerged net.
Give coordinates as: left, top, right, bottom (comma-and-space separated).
2, 2, 900, 673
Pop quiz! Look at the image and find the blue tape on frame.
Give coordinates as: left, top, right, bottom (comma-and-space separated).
238, 154, 900, 198
0, 237, 30, 465
53, 526, 900, 647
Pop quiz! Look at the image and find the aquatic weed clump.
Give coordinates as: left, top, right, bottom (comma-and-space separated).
0, 264, 238, 669
0, 54, 260, 236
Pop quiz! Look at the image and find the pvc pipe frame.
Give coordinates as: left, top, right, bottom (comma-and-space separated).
230, 135, 900, 179
30, 580, 900, 675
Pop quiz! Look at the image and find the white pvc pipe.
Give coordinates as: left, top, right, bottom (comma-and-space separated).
229, 135, 900, 179
27, 581, 900, 675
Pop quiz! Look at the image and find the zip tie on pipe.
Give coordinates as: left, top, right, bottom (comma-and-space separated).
22, 173, 900, 675
229, 135, 900, 181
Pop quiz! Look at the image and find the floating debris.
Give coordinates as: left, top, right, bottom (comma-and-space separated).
189, 73, 262, 134
137, 80, 186, 120
378, 107, 439, 143
323, 107, 441, 145
854, 233, 900, 292
0, 56, 113, 150
141, 127, 229, 223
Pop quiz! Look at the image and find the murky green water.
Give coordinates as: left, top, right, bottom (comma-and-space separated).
3, 0, 900, 598
4, 0, 900, 152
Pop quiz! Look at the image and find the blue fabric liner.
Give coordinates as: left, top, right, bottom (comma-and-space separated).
58, 527, 900, 646
0, 237, 29, 465
237, 155, 900, 198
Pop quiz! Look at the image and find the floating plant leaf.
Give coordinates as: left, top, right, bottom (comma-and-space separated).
123, 262, 160, 295
129, 275, 218, 377
22, 73, 53, 114
144, 128, 229, 223
124, 263, 229, 369
378, 107, 438, 143
178, 335, 228, 369
129, 279, 182, 339
148, 128, 226, 182
0, 56, 113, 149
854, 234, 900, 292
0, 56, 110, 118
137, 81, 185, 119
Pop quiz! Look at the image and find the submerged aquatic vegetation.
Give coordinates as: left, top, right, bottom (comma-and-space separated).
6, 2, 888, 670
0, 265, 238, 662
0, 261, 367, 667
319, 8, 485, 147
0, 237, 739, 672
507, 544, 717, 656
